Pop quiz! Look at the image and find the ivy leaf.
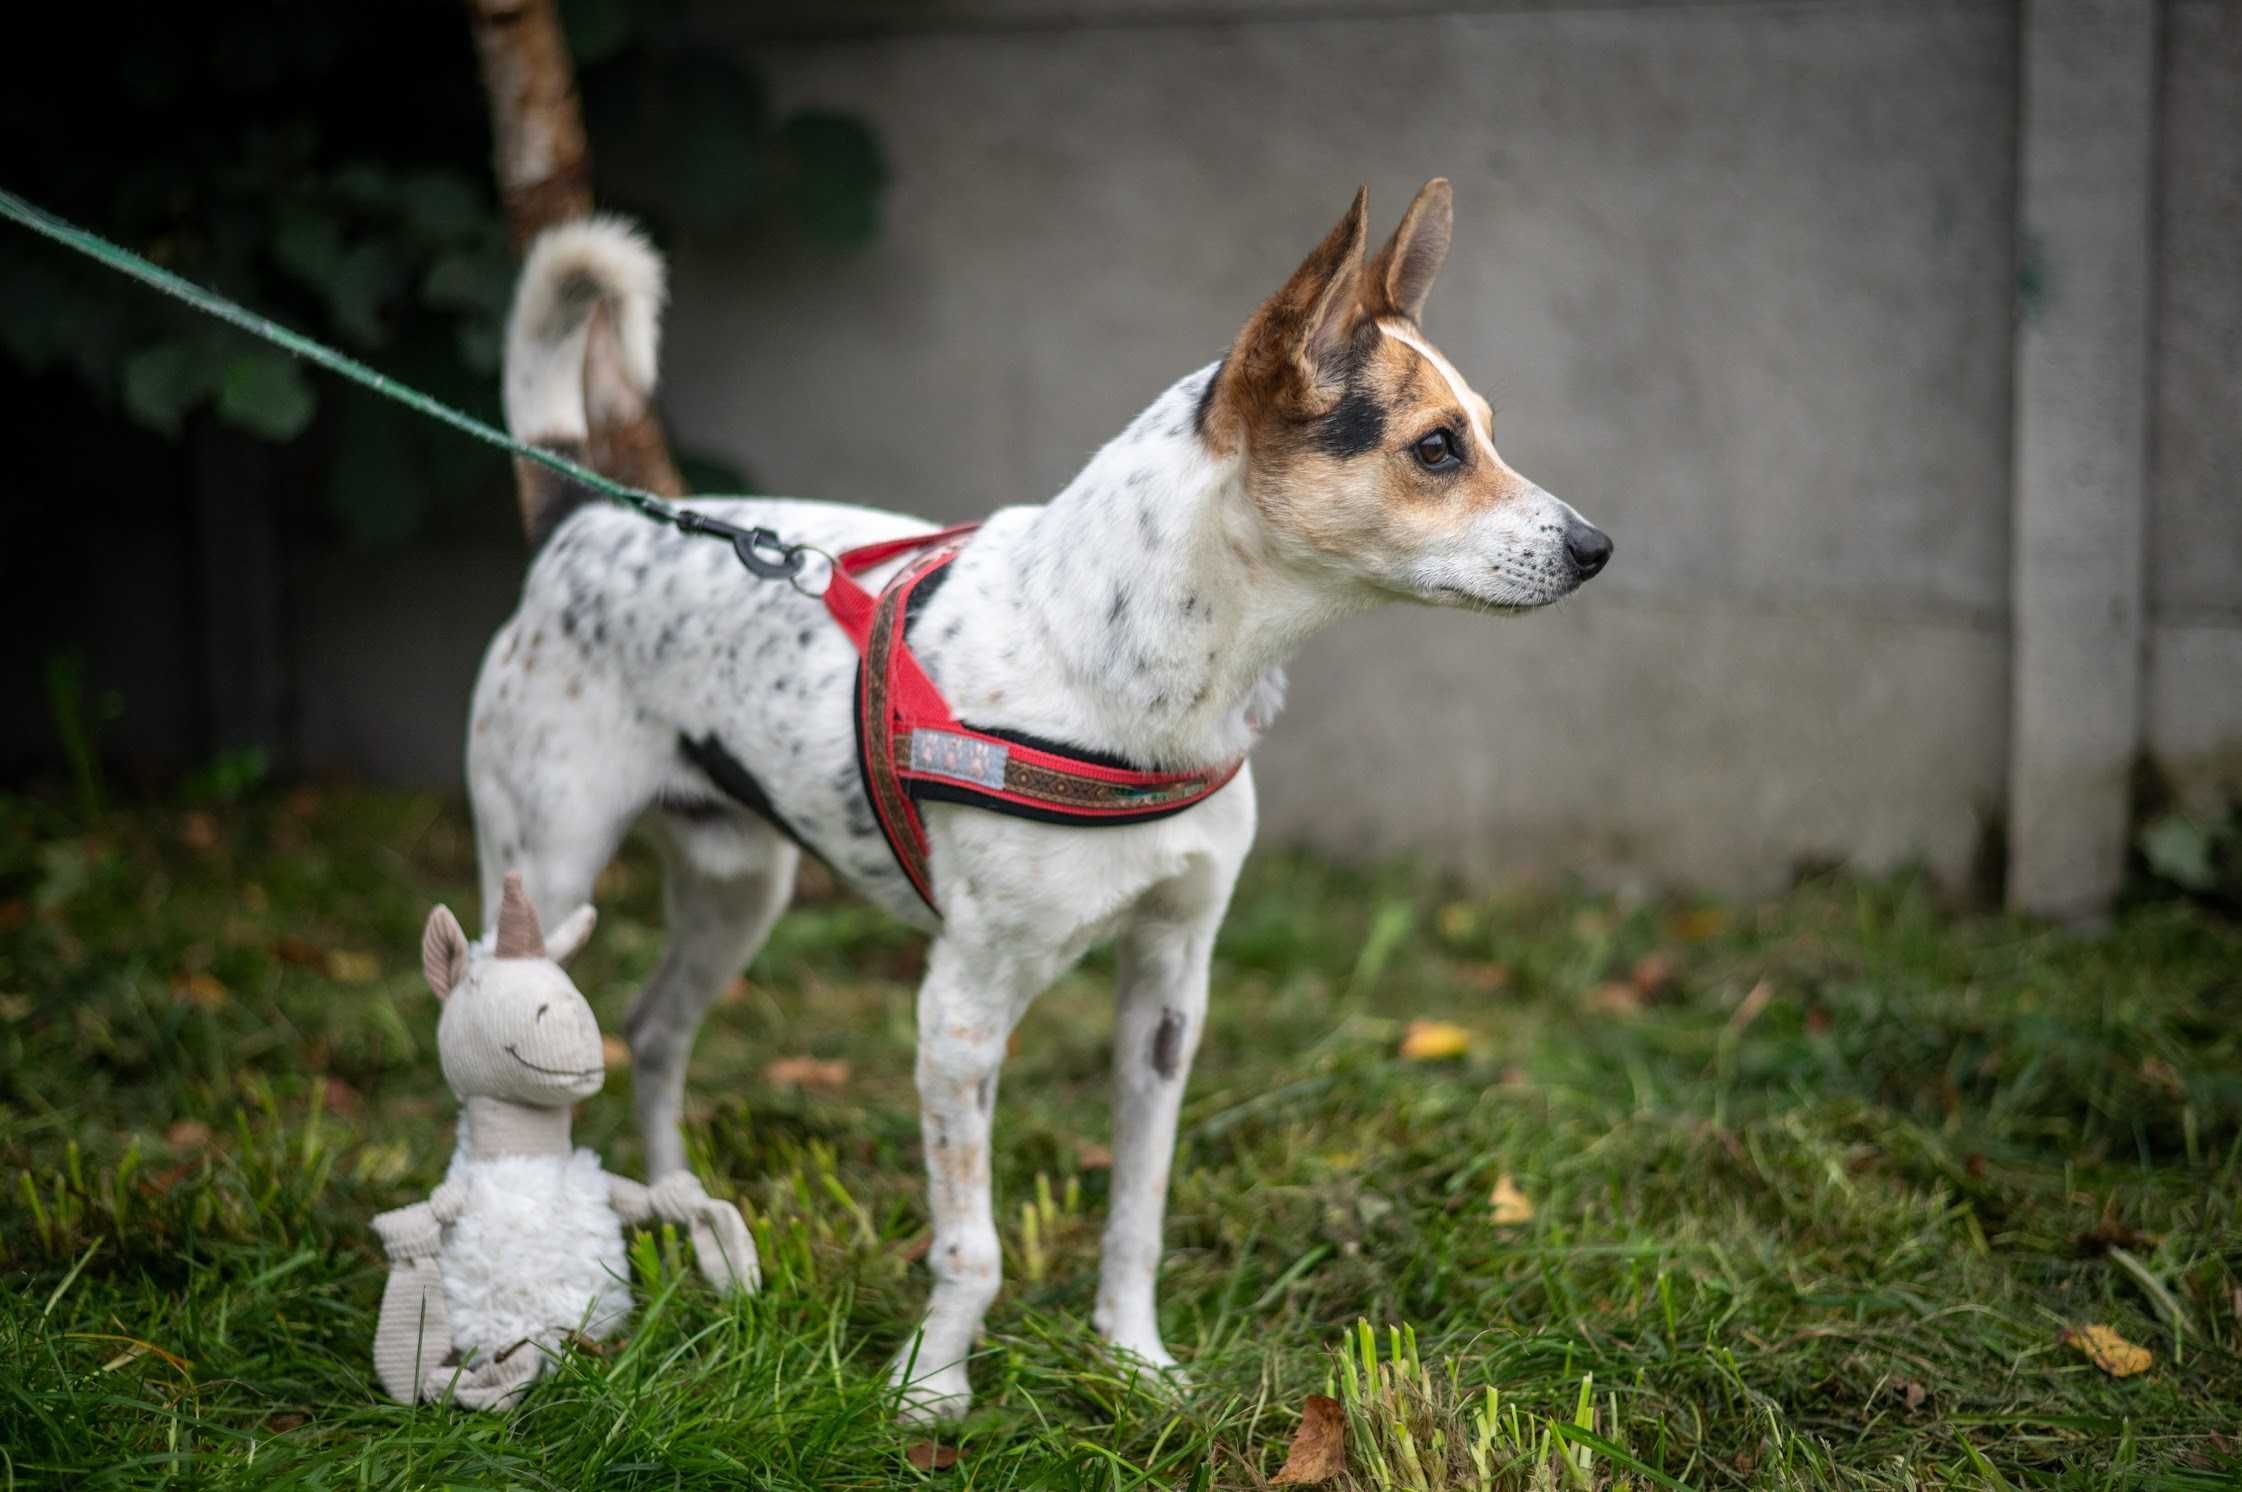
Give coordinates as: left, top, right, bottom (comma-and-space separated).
561, 0, 637, 66
122, 340, 215, 436
216, 348, 315, 441
330, 164, 395, 211
778, 110, 886, 248
595, 52, 771, 232
455, 321, 501, 375
2139, 814, 2218, 893
327, 240, 406, 347
272, 205, 346, 290
396, 171, 487, 246
420, 247, 512, 315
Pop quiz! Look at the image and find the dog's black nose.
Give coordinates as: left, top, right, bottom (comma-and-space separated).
1564, 518, 1613, 579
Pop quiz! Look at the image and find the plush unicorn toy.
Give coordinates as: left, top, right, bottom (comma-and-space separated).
370, 873, 758, 1409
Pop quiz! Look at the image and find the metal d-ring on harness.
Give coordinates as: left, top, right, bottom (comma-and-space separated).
0, 185, 1247, 917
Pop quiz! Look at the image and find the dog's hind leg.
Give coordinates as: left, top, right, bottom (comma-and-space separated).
1092, 853, 1241, 1378
625, 809, 798, 1180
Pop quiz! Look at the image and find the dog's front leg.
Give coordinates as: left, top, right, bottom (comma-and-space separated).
1092, 895, 1219, 1379
890, 935, 1041, 1421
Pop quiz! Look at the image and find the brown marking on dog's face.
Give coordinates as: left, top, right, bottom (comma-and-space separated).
1201, 181, 1610, 610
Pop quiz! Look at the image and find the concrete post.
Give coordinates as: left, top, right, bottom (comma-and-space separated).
2007, 0, 2159, 920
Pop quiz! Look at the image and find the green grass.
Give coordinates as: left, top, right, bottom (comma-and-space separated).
2, 785, 2239, 1489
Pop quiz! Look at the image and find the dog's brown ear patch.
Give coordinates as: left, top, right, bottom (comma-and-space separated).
1201, 188, 1371, 452
1366, 178, 1452, 322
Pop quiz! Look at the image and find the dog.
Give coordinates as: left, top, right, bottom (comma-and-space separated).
469, 179, 1610, 1418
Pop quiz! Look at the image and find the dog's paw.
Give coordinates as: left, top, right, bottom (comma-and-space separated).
1108, 1341, 1192, 1399
891, 1367, 973, 1424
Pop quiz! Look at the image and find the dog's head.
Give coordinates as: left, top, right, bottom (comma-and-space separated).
1199, 181, 1609, 612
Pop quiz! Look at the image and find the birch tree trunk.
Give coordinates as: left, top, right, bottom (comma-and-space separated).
464, 0, 686, 518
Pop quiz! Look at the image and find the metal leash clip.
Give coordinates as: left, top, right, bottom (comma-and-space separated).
672, 509, 806, 581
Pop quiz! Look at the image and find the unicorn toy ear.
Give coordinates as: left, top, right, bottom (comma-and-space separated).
545, 905, 598, 965
422, 904, 470, 1000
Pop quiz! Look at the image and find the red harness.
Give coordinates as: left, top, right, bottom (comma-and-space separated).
818, 525, 1245, 915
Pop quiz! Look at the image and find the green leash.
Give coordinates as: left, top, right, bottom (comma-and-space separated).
0, 185, 815, 573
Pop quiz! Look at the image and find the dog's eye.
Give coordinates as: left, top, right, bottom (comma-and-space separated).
1413, 429, 1460, 470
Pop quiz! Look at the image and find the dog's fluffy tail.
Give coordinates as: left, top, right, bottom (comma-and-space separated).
501, 216, 667, 544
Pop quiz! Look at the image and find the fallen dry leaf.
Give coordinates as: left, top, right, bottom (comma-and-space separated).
166, 1120, 212, 1149
2139, 1055, 2184, 1097
1270, 1394, 1346, 1484
721, 976, 751, 1006
1489, 1173, 1536, 1227
1586, 981, 1642, 1017
1726, 979, 1776, 1035
0, 994, 31, 1022
285, 787, 321, 819
142, 1159, 199, 1197
1890, 1377, 1929, 1412
1804, 1005, 1834, 1036
313, 1077, 362, 1117
171, 972, 229, 1010
272, 936, 326, 969
601, 1034, 630, 1069
763, 1056, 850, 1090
1666, 906, 1729, 942
905, 1442, 960, 1471
1074, 1138, 1114, 1170
1629, 950, 1679, 998
325, 950, 380, 984
1398, 1020, 1470, 1061
2063, 1324, 2152, 1378
179, 811, 220, 853
2076, 1216, 2162, 1256
1457, 961, 1513, 994
896, 1234, 933, 1264
0, 899, 29, 930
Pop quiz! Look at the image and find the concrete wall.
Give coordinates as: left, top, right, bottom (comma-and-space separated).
658, 0, 2027, 893
2147, 1, 2242, 822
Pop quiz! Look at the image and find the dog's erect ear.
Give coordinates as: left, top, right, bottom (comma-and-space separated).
1203, 188, 1371, 447
544, 904, 597, 965
422, 904, 470, 1001
1366, 178, 1452, 322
